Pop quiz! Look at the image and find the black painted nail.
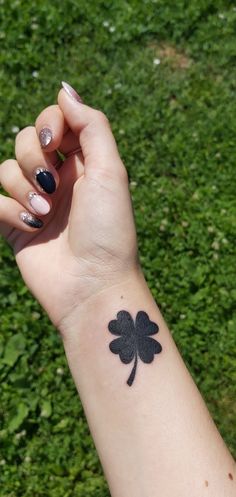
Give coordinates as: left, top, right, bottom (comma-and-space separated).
39, 128, 53, 148
35, 168, 56, 194
20, 212, 43, 228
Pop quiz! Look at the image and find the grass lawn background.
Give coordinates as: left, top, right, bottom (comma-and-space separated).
0, 1, 235, 495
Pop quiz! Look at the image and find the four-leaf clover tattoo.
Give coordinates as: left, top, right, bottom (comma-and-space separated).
108, 310, 162, 386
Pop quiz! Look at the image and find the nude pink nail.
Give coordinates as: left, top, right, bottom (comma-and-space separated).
28, 192, 51, 215
61, 81, 83, 103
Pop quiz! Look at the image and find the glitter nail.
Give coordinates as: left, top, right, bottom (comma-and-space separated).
39, 128, 53, 148
20, 212, 43, 228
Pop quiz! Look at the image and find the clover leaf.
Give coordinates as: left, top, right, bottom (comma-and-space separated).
108, 310, 162, 386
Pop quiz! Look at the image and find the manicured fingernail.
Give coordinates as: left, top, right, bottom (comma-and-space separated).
61, 81, 83, 103
39, 127, 53, 148
28, 192, 51, 215
35, 168, 56, 194
20, 212, 43, 228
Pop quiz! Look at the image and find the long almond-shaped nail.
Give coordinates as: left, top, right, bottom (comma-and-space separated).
20, 212, 43, 228
39, 128, 53, 148
28, 192, 51, 215
35, 168, 56, 194
61, 81, 83, 103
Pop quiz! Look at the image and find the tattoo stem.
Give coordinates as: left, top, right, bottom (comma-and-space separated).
127, 351, 138, 386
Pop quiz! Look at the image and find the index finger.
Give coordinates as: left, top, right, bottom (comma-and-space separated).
35, 104, 68, 152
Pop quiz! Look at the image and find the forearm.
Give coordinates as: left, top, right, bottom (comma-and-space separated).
60, 270, 235, 497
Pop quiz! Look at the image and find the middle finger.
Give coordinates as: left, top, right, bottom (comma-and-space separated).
15, 126, 60, 195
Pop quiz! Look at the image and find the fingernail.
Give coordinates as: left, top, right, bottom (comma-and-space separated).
35, 168, 56, 194
39, 127, 53, 148
61, 81, 83, 103
20, 212, 43, 228
28, 192, 51, 215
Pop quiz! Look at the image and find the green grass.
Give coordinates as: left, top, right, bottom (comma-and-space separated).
0, 0, 236, 495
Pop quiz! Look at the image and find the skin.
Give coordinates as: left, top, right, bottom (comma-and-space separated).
0, 90, 138, 330
0, 88, 235, 496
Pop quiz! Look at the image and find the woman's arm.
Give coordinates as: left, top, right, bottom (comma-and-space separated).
59, 269, 235, 497
0, 84, 235, 497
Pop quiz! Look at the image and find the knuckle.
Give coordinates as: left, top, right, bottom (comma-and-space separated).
94, 110, 110, 126
35, 104, 59, 127
15, 126, 35, 144
15, 126, 36, 159
0, 159, 17, 177
72, 178, 81, 195
0, 159, 16, 170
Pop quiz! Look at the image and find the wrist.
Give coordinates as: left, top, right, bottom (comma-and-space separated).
58, 266, 149, 341
59, 264, 168, 396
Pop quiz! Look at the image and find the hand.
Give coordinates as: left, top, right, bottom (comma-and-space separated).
0, 85, 139, 332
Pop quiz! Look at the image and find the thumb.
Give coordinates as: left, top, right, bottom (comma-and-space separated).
57, 83, 126, 179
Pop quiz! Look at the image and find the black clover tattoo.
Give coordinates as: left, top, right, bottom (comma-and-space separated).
108, 310, 162, 386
